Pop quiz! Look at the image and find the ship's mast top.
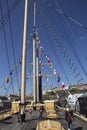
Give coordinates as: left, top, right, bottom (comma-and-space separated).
34, 0, 36, 27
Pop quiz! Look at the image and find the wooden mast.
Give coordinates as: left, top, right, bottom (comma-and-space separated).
20, 0, 29, 121
33, 0, 37, 103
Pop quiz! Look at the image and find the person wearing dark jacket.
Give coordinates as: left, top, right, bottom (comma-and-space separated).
65, 106, 74, 130
39, 107, 43, 119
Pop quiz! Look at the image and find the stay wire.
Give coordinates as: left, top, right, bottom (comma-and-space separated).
40, 0, 84, 81
46, 0, 87, 31
47, 0, 87, 76
46, 1, 82, 80
37, 3, 71, 85
0, 0, 21, 30
0, 1, 14, 94
37, 2, 83, 84
6, 0, 20, 91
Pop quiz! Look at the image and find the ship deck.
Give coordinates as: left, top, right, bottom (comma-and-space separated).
0, 108, 87, 130
0, 110, 39, 130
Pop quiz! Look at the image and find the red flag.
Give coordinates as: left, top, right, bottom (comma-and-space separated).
61, 82, 65, 89
47, 58, 51, 64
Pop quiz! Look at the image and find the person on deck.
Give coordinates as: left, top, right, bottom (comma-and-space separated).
28, 109, 32, 118
65, 105, 74, 130
17, 112, 20, 122
39, 107, 43, 119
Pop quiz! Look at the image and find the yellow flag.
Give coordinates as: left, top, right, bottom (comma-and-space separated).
50, 63, 53, 68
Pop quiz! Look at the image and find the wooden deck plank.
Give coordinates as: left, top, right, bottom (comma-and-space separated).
0, 110, 40, 130
0, 108, 87, 130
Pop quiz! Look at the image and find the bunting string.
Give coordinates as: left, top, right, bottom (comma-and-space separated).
37, 3, 83, 84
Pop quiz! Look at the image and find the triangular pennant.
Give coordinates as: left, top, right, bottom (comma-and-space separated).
47, 58, 51, 64
5, 77, 9, 83
50, 63, 53, 68
45, 54, 48, 58
57, 75, 60, 82
53, 69, 56, 75
19, 58, 22, 64
10, 70, 13, 75
61, 82, 65, 89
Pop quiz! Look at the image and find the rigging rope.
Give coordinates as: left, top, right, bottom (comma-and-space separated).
0, 1, 14, 94
55, 0, 87, 76
6, 0, 20, 92
0, 0, 21, 30
46, 0, 87, 31
46, 0, 87, 76
37, 3, 71, 85
37, 1, 84, 84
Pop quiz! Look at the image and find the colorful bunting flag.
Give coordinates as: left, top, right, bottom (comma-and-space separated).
5, 77, 9, 83
53, 69, 56, 75
10, 70, 13, 75
45, 54, 48, 58
19, 58, 22, 64
57, 75, 60, 82
38, 43, 61, 83
61, 82, 65, 89
50, 63, 53, 68
47, 58, 51, 64
47, 78, 49, 82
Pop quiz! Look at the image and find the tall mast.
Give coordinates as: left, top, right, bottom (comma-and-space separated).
20, 0, 29, 121
36, 38, 39, 102
39, 60, 42, 102
34, 0, 36, 27
33, 0, 37, 103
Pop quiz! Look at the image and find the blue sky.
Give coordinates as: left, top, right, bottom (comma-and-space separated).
0, 0, 87, 96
